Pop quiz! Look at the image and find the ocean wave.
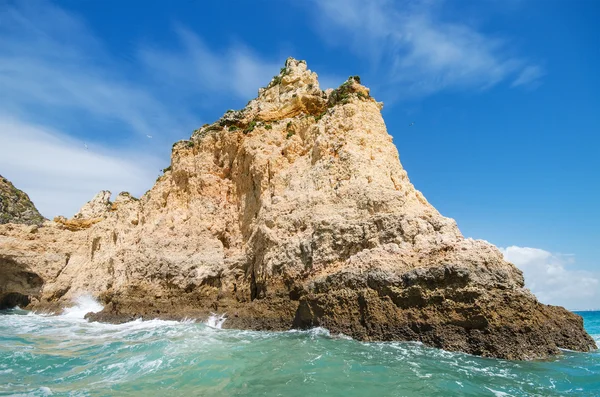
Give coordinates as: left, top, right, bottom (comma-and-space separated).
205, 313, 227, 329
59, 295, 104, 319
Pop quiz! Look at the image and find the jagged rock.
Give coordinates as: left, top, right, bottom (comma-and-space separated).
0, 58, 595, 359
0, 175, 45, 226
73, 190, 112, 220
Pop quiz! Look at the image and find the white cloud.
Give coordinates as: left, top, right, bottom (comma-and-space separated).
138, 27, 282, 100
0, 1, 279, 218
0, 116, 161, 218
511, 65, 544, 87
501, 246, 600, 311
311, 0, 543, 98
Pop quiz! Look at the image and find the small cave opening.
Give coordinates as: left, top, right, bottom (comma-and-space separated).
0, 257, 44, 310
0, 292, 30, 310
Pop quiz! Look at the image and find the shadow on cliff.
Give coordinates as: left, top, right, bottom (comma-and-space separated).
0, 256, 43, 309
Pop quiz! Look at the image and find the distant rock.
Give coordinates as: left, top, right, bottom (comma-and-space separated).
0, 58, 595, 359
0, 175, 45, 226
72, 190, 113, 220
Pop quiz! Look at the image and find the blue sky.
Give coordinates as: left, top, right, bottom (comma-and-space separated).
1, 0, 598, 309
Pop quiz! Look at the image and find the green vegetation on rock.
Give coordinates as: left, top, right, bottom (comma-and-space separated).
0, 175, 46, 225
244, 120, 257, 134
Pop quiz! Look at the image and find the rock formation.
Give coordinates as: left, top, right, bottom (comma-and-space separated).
0, 175, 45, 226
0, 175, 46, 309
0, 59, 595, 359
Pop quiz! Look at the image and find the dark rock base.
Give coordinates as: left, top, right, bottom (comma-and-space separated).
43, 280, 597, 361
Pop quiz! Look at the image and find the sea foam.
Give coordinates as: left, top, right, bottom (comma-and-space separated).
206, 313, 227, 329
59, 294, 104, 319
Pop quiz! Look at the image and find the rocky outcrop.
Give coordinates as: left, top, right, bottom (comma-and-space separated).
0, 175, 46, 308
0, 59, 595, 359
53, 190, 113, 231
0, 175, 45, 226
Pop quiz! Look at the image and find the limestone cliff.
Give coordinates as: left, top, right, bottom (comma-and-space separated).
0, 175, 46, 309
0, 59, 595, 359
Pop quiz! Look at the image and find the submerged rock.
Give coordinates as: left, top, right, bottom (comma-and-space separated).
0, 58, 595, 359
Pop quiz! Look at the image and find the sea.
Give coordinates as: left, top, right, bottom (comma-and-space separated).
1, 296, 598, 396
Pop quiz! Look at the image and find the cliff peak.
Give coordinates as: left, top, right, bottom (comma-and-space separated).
258, 57, 321, 101
191, 58, 379, 144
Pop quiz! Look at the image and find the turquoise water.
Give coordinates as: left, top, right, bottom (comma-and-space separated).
1, 297, 598, 396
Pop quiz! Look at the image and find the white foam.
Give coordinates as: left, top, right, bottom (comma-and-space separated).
140, 358, 163, 372
205, 313, 227, 329
307, 327, 330, 337
60, 295, 103, 319
484, 387, 513, 397
286, 327, 331, 338
38, 386, 53, 396
331, 332, 353, 340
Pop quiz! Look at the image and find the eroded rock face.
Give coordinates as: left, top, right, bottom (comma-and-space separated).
0, 58, 595, 359
0, 175, 46, 308
0, 175, 45, 226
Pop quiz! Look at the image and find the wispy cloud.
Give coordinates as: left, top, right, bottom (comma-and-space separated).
139, 27, 282, 100
511, 65, 544, 88
501, 246, 600, 311
0, 1, 194, 139
0, 115, 160, 218
310, 0, 543, 98
0, 1, 278, 217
